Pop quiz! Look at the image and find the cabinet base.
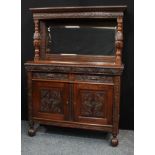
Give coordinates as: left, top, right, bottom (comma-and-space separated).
27, 121, 119, 146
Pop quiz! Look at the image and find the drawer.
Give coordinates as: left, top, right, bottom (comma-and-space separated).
32, 72, 69, 80
74, 74, 113, 83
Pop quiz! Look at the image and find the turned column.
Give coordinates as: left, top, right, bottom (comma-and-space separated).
115, 16, 123, 65
33, 19, 40, 62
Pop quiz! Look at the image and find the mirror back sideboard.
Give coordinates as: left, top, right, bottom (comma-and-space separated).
25, 5, 127, 146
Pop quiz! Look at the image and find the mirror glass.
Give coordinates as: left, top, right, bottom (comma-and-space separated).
46, 20, 116, 56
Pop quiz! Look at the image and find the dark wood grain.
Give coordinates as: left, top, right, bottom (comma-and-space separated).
32, 81, 69, 120
30, 5, 126, 65
25, 5, 126, 146
73, 83, 113, 125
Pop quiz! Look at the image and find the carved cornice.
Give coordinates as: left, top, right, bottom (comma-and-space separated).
30, 6, 127, 13
33, 12, 123, 19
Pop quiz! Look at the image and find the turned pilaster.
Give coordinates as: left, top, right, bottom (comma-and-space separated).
27, 72, 32, 121
115, 16, 123, 65
27, 72, 36, 137
33, 19, 40, 62
111, 76, 121, 146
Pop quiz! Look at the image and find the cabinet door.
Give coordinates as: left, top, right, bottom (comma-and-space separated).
74, 83, 113, 125
32, 81, 69, 121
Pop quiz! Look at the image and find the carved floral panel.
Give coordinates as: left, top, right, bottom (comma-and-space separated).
40, 88, 63, 114
80, 90, 105, 118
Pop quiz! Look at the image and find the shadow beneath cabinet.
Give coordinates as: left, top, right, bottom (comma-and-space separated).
39, 124, 111, 140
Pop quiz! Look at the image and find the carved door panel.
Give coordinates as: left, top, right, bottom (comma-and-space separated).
74, 83, 113, 125
32, 81, 69, 121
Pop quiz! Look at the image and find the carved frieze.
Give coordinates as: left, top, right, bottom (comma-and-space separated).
25, 64, 123, 75
33, 73, 68, 80
75, 75, 113, 83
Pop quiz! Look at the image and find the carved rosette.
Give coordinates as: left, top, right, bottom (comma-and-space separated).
115, 16, 123, 65
40, 89, 63, 114
33, 19, 41, 62
80, 91, 105, 117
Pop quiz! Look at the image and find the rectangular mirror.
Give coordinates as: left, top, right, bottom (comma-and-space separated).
46, 26, 116, 55
44, 19, 117, 56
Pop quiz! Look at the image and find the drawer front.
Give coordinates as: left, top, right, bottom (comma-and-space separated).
74, 74, 113, 83
32, 72, 69, 80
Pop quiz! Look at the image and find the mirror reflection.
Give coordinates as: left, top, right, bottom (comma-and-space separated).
46, 22, 116, 56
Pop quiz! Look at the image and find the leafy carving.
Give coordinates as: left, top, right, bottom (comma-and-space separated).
80, 90, 105, 117
33, 73, 68, 80
40, 89, 63, 113
25, 64, 123, 75
75, 75, 113, 83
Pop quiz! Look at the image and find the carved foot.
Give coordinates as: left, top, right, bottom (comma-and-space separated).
28, 121, 36, 137
28, 128, 36, 137
111, 137, 118, 147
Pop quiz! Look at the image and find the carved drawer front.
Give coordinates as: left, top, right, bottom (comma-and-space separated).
74, 74, 113, 83
32, 72, 69, 80
32, 81, 69, 120
74, 83, 113, 125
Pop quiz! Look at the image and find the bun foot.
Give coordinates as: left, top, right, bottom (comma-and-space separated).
111, 137, 118, 147
28, 128, 36, 137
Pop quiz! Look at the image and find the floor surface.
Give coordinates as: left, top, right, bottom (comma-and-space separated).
21, 121, 134, 155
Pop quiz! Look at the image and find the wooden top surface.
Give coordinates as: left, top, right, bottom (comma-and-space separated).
30, 5, 127, 13
24, 60, 124, 69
